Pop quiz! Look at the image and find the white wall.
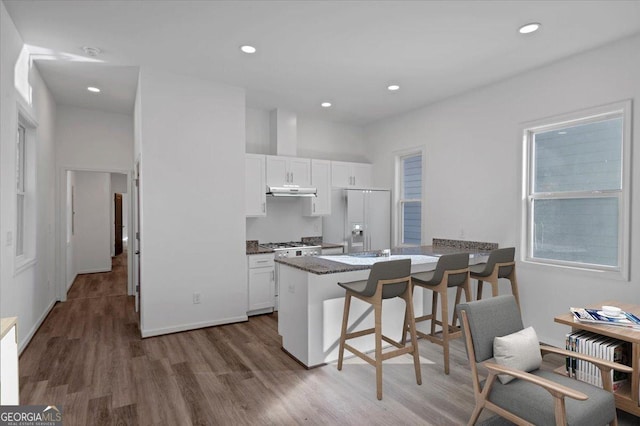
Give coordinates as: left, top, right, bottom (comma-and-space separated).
246, 198, 321, 242
137, 68, 247, 337
74, 171, 111, 274
365, 34, 640, 346
1, 2, 58, 351
56, 105, 134, 171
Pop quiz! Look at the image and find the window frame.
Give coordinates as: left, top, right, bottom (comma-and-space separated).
520, 100, 632, 280
15, 101, 38, 274
395, 148, 425, 247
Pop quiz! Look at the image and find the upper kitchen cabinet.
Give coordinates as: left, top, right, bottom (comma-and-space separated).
303, 159, 331, 216
266, 155, 311, 187
245, 154, 266, 217
331, 161, 372, 188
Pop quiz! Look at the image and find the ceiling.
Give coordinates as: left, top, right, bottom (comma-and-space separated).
4, 1, 640, 125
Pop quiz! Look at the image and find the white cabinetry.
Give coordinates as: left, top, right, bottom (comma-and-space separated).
303, 159, 331, 216
266, 155, 311, 187
321, 246, 344, 255
247, 254, 275, 315
1, 317, 19, 405
245, 154, 266, 217
331, 161, 372, 188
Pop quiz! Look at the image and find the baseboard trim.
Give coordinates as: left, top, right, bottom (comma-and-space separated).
66, 273, 78, 291
76, 267, 111, 274
140, 315, 249, 338
18, 298, 56, 355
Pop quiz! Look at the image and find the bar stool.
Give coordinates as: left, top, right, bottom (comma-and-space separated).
469, 247, 519, 307
337, 259, 422, 400
409, 253, 471, 375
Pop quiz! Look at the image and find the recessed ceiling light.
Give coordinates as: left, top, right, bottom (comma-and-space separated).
240, 45, 256, 54
519, 23, 541, 34
321, 102, 332, 108
387, 84, 400, 91
558, 131, 567, 135
87, 86, 101, 93
82, 46, 102, 57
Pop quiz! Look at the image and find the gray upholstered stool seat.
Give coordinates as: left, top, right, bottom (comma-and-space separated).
469, 247, 519, 306
337, 259, 422, 400
408, 252, 471, 374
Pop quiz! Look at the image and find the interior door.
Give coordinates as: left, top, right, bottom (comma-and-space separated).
134, 161, 141, 319
114, 193, 123, 256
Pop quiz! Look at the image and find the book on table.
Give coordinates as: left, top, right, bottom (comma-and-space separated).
570, 307, 640, 329
564, 330, 629, 390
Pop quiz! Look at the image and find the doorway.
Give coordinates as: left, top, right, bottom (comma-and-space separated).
58, 168, 134, 306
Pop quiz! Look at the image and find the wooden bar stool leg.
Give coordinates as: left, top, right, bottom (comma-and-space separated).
374, 300, 383, 400
452, 286, 462, 327
441, 288, 450, 375
430, 291, 438, 336
337, 292, 352, 371
490, 277, 499, 298
403, 289, 422, 386
509, 271, 520, 307
476, 280, 484, 300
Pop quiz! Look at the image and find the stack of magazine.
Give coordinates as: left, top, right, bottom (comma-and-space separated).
565, 331, 629, 390
570, 307, 640, 329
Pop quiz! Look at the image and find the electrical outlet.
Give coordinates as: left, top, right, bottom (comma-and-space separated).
193, 292, 201, 304
288, 284, 295, 293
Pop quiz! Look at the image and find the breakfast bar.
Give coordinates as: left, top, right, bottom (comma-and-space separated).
276, 243, 491, 367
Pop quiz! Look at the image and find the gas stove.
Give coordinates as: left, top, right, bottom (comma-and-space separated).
259, 241, 321, 258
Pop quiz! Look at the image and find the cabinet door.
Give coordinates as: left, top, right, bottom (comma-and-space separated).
304, 159, 331, 216
351, 163, 373, 188
288, 158, 311, 187
266, 155, 288, 187
331, 161, 352, 188
248, 267, 275, 312
245, 154, 266, 217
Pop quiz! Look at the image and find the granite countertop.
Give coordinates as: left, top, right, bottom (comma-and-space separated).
246, 240, 274, 255
275, 245, 492, 275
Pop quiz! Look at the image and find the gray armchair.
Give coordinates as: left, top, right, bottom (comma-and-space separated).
456, 295, 633, 426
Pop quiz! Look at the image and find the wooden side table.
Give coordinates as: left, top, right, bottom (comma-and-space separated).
554, 301, 640, 416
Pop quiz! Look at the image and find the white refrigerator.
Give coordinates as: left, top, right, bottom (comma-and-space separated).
323, 188, 391, 253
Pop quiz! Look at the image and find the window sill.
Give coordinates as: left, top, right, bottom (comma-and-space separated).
14, 256, 37, 276
519, 258, 629, 282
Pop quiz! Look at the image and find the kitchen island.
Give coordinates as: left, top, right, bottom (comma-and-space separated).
276, 245, 490, 368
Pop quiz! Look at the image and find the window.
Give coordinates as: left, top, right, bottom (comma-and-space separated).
16, 124, 26, 257
398, 152, 423, 245
15, 106, 37, 270
522, 101, 631, 278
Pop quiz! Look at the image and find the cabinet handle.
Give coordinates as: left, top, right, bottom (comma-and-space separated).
262, 202, 265, 212
291, 172, 294, 182
256, 260, 269, 263
271, 270, 275, 281
313, 203, 315, 213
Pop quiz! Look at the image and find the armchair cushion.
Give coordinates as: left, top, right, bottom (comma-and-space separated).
493, 326, 542, 384
485, 369, 615, 426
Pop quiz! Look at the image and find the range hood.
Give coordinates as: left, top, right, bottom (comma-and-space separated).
267, 185, 317, 197
265, 109, 317, 198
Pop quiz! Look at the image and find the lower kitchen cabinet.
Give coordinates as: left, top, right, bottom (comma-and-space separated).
247, 254, 275, 315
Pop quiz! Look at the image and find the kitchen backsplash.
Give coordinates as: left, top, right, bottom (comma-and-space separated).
246, 197, 322, 243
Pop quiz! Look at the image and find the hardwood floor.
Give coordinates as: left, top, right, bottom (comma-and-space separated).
19, 253, 640, 425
